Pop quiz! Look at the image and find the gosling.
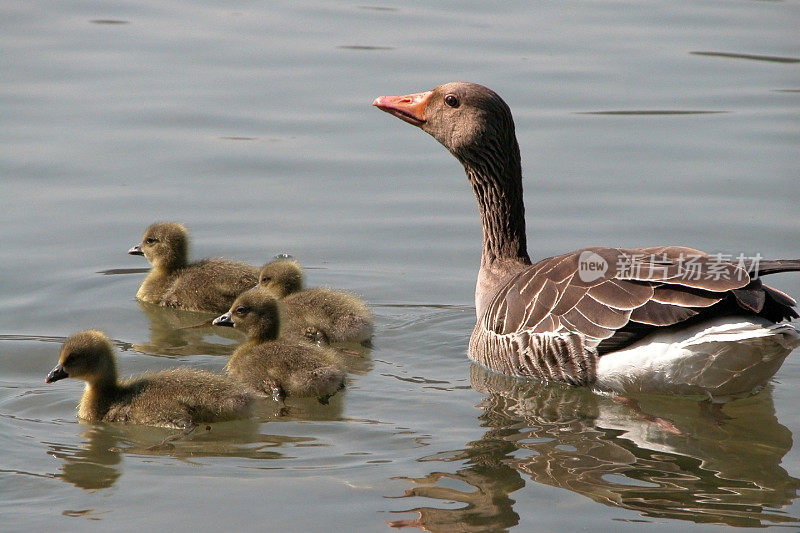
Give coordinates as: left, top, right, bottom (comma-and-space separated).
128, 222, 259, 313
259, 258, 373, 343
212, 286, 346, 404
45, 330, 255, 429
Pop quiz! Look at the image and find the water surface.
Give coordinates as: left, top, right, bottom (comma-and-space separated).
1, 1, 799, 531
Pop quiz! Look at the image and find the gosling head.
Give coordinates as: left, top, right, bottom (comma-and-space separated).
128, 222, 189, 271
258, 259, 304, 298
212, 286, 281, 342
46, 330, 118, 386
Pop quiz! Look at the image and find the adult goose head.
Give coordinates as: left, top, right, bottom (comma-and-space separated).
375, 82, 529, 301
375, 82, 800, 400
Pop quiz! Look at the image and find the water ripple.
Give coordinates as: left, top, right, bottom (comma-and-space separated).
89, 19, 129, 25
579, 110, 727, 116
96, 267, 149, 275
337, 45, 394, 51
691, 51, 800, 63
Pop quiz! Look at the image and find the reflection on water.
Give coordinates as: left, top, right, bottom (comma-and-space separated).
48, 427, 122, 490
3, 0, 798, 527
389, 366, 800, 529
133, 300, 374, 370
132, 301, 243, 358
48, 398, 351, 490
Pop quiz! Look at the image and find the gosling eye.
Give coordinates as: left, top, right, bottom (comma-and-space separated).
444, 94, 460, 108
234, 306, 249, 316
261, 276, 272, 283
145, 237, 157, 244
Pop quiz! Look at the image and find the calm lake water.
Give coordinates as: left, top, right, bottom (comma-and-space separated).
1, 1, 799, 531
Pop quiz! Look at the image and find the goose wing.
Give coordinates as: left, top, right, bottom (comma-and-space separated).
480, 246, 783, 353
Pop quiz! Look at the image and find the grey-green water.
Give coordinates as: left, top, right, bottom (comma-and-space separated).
1, 1, 799, 531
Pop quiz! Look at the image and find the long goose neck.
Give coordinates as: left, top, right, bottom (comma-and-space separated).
461, 136, 530, 267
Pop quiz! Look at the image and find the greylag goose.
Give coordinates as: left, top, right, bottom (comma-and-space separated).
45, 330, 255, 428
374, 81, 800, 400
259, 258, 374, 343
128, 222, 259, 313
212, 286, 346, 403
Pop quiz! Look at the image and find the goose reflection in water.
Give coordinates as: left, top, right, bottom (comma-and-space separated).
132, 300, 244, 358
132, 300, 374, 365
48, 427, 122, 490
47, 401, 340, 491
388, 365, 800, 529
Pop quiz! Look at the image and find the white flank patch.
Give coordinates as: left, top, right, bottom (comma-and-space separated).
595, 317, 800, 401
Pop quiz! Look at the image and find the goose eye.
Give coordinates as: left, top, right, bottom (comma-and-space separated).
145, 237, 157, 244
261, 276, 272, 283
63, 351, 81, 366
234, 306, 249, 316
444, 94, 460, 108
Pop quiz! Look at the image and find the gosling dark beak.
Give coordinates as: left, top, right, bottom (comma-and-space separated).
46, 364, 68, 383
128, 244, 144, 256
212, 313, 234, 327
373, 91, 432, 127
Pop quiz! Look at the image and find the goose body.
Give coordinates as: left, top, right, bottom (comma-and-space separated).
212, 286, 346, 402
374, 82, 800, 399
129, 222, 259, 313
259, 259, 373, 343
45, 330, 255, 428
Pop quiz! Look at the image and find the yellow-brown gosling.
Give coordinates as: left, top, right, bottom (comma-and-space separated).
45, 330, 255, 429
212, 286, 346, 404
128, 222, 259, 313
259, 258, 373, 343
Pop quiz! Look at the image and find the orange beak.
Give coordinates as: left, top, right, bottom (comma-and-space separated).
372, 91, 432, 127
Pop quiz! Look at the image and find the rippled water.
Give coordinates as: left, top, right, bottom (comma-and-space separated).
1, 1, 799, 531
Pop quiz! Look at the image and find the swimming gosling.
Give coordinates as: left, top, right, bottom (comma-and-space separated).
212, 286, 346, 403
259, 259, 373, 343
45, 330, 255, 429
128, 222, 259, 313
